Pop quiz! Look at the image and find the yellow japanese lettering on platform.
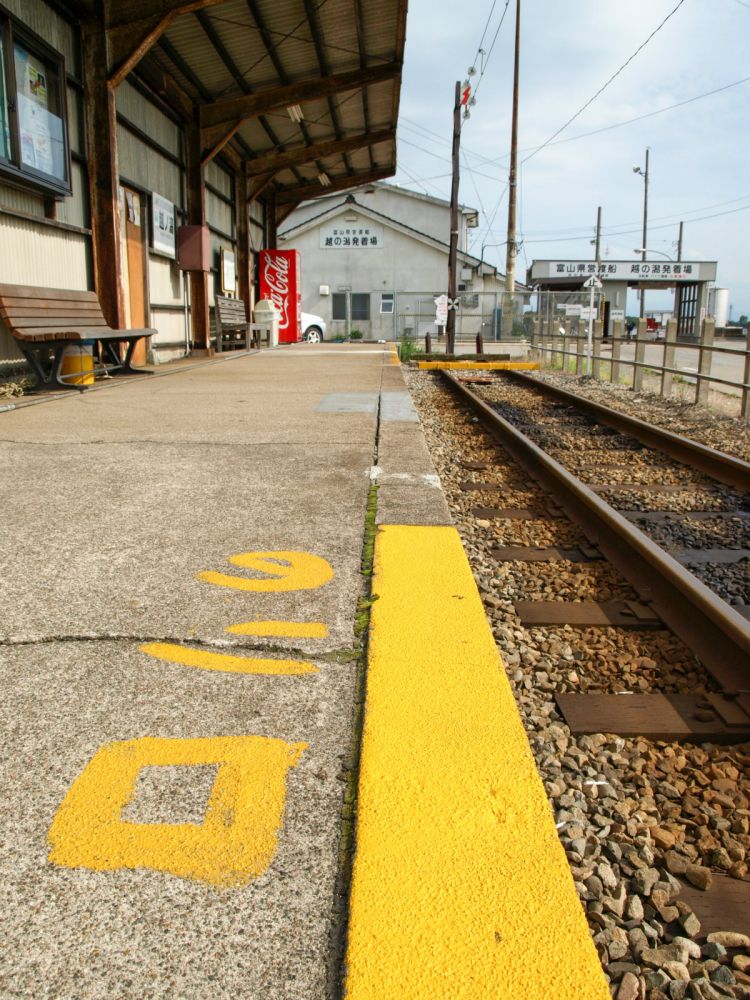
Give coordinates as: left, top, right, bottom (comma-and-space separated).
48, 736, 305, 887
226, 621, 329, 639
140, 642, 318, 675
198, 551, 334, 593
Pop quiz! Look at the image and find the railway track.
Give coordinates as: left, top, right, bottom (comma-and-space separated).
441, 369, 750, 742
405, 368, 750, 994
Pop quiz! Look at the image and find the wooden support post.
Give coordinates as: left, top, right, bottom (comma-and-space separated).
696, 317, 715, 406
237, 161, 251, 320
611, 319, 623, 384
575, 319, 585, 376
660, 317, 678, 399
591, 320, 603, 380
742, 326, 750, 420
425, 332, 432, 354
81, 16, 125, 329
267, 189, 278, 249
633, 319, 647, 392
476, 332, 484, 356
185, 118, 210, 353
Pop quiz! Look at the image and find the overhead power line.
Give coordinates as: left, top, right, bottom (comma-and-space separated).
522, 0, 689, 165
471, 0, 512, 103
520, 202, 750, 244
400, 74, 750, 175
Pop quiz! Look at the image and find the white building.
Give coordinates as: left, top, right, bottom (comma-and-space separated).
278, 182, 509, 341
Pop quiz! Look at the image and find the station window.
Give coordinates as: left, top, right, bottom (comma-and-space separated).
351, 293, 370, 321
0, 12, 70, 196
380, 292, 394, 314
331, 293, 347, 320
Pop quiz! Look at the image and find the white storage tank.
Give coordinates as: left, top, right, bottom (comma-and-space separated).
708, 287, 730, 328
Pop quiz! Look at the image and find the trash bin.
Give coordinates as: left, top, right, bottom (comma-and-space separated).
254, 299, 279, 347
61, 342, 94, 385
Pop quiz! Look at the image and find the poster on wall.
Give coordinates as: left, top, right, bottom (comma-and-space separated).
151, 192, 175, 257
13, 44, 65, 181
221, 248, 236, 294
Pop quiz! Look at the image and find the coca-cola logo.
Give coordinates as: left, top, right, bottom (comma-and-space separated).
263, 255, 290, 331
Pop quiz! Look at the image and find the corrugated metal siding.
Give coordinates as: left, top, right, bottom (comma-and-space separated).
148, 255, 186, 356
151, 312, 186, 361
206, 189, 233, 236
117, 125, 182, 207
0, 215, 88, 287
0, 215, 89, 363
116, 82, 181, 159
3, 0, 79, 74
205, 161, 232, 199
56, 160, 88, 228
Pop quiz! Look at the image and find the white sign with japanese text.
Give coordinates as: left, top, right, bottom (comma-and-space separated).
530, 260, 717, 283
320, 224, 384, 249
151, 192, 176, 258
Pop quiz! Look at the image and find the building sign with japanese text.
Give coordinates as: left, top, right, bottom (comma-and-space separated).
320, 224, 384, 249
529, 260, 717, 283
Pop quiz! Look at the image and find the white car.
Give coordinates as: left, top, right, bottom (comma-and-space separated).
301, 312, 326, 343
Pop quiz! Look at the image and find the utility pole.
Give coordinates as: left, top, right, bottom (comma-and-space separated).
503, 0, 521, 338
594, 206, 602, 266
446, 80, 461, 355
639, 147, 649, 318
674, 219, 684, 335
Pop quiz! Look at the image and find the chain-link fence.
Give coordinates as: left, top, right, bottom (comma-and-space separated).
397, 289, 602, 344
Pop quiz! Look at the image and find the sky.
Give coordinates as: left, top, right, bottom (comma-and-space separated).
392, 0, 750, 318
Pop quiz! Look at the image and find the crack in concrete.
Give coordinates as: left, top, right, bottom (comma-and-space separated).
0, 634, 358, 662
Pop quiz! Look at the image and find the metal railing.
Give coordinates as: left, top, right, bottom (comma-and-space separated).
528, 317, 750, 419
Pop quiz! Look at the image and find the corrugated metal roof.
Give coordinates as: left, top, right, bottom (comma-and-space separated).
137, 0, 406, 206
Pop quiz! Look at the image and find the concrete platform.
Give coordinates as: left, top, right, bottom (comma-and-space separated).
0, 343, 606, 999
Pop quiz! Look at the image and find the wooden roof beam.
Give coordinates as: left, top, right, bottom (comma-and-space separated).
353, 0, 375, 170
200, 61, 401, 134
275, 166, 393, 205
194, 10, 304, 182
300, 0, 351, 173
245, 129, 393, 178
106, 0, 226, 88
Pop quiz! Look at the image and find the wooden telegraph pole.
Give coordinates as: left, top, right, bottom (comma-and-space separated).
446, 80, 461, 355
503, 0, 521, 338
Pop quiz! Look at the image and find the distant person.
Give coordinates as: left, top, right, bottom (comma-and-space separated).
626, 320, 636, 340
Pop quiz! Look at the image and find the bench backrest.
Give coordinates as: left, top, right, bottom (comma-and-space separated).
0, 284, 108, 338
215, 295, 248, 329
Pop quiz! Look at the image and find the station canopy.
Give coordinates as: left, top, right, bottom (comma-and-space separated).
91, 0, 408, 207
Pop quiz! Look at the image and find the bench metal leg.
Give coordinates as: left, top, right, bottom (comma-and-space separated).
101, 338, 152, 376
19, 344, 86, 392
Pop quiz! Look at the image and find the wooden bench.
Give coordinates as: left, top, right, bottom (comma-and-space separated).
215, 295, 252, 352
0, 284, 155, 392
214, 295, 273, 350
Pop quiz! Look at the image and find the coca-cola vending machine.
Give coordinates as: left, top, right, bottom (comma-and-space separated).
259, 249, 301, 343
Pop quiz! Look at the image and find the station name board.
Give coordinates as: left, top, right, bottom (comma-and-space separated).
530, 260, 717, 283
319, 224, 384, 249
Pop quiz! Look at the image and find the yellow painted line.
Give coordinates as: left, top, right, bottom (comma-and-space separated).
48, 735, 305, 887
345, 525, 609, 999
199, 550, 334, 592
140, 642, 318, 675
417, 360, 540, 370
226, 620, 329, 639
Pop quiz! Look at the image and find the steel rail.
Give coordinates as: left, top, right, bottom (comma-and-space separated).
498, 369, 750, 490
442, 371, 750, 691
